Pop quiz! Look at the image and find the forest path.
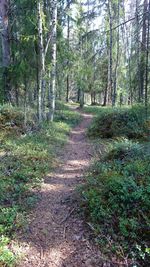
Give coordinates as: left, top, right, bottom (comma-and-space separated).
18, 110, 102, 267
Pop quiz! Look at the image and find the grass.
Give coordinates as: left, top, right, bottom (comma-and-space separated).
83, 105, 104, 115
0, 102, 81, 266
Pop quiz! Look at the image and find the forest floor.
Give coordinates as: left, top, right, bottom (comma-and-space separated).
17, 110, 104, 267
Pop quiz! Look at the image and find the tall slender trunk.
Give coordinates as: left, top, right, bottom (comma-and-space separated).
103, 84, 108, 106
140, 0, 148, 101
48, 70, 51, 109
79, 37, 84, 108
77, 88, 80, 102
0, 0, 11, 102
24, 77, 27, 127
145, 0, 150, 117
37, 0, 45, 123
135, 0, 141, 102
127, 31, 132, 105
112, 0, 120, 107
80, 90, 84, 108
66, 0, 70, 102
107, 1, 113, 105
123, 0, 132, 105
49, 0, 57, 121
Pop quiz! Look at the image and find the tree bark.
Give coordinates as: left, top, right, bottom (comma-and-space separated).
0, 0, 11, 102
107, 0, 113, 105
112, 0, 120, 107
103, 84, 108, 106
140, 0, 148, 101
135, 0, 141, 102
49, 0, 57, 121
37, 0, 45, 122
66, 0, 70, 102
145, 0, 150, 117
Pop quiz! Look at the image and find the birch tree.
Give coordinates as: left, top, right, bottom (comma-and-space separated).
135, 0, 141, 102
66, 0, 70, 102
107, 0, 113, 105
112, 0, 120, 107
140, 0, 148, 101
37, 0, 45, 122
49, 0, 57, 121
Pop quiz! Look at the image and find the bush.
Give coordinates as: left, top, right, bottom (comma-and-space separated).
81, 140, 150, 265
0, 105, 37, 137
0, 236, 17, 267
88, 105, 150, 139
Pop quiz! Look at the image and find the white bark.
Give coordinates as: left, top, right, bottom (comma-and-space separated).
37, 0, 45, 122
107, 0, 113, 105
49, 0, 57, 121
135, 0, 141, 101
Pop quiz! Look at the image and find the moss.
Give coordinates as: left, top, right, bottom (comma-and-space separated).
87, 105, 150, 140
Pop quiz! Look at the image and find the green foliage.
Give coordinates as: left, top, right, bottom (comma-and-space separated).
0, 105, 37, 138
55, 101, 81, 127
0, 102, 80, 266
83, 105, 103, 115
87, 105, 150, 139
0, 105, 24, 128
81, 140, 150, 265
0, 236, 17, 267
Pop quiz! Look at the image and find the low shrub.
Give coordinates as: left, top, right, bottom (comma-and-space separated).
83, 105, 103, 115
88, 105, 150, 139
81, 140, 150, 266
0, 236, 17, 267
0, 105, 37, 139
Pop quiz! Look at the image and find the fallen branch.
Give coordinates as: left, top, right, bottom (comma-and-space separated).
60, 207, 76, 224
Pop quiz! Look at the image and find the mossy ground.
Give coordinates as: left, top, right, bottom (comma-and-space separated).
81, 105, 150, 266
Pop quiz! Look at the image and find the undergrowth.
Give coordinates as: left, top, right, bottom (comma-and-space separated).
0, 102, 81, 266
87, 105, 150, 140
81, 140, 150, 266
81, 105, 150, 266
83, 105, 103, 115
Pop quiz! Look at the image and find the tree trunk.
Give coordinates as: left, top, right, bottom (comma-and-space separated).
145, 0, 150, 117
80, 90, 84, 108
112, 0, 120, 107
66, 74, 69, 102
103, 85, 108, 106
0, 0, 11, 102
107, 1, 113, 105
66, 0, 70, 102
24, 77, 27, 127
37, 0, 45, 123
135, 0, 141, 102
140, 0, 148, 101
49, 0, 57, 121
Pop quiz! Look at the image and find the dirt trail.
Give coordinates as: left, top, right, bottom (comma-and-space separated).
18, 111, 102, 267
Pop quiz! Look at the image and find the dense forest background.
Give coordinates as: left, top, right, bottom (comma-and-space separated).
0, 0, 150, 120
0, 1, 150, 267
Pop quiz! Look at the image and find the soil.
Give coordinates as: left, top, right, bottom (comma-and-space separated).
17, 111, 106, 267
